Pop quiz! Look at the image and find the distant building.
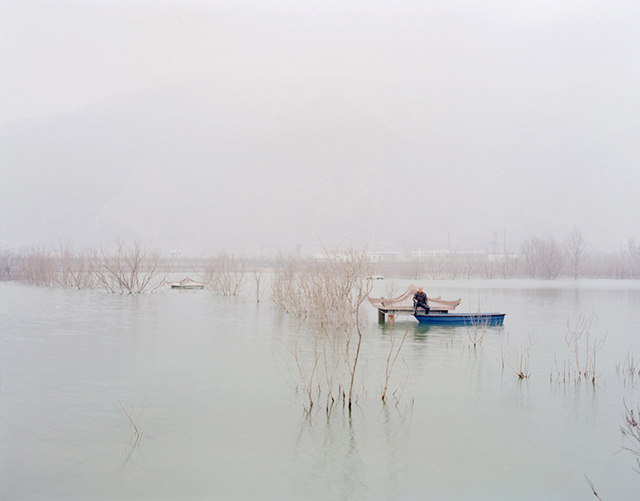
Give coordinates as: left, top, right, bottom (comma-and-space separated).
411, 249, 449, 259
368, 252, 401, 263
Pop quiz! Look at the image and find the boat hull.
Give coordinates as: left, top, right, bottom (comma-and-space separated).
414, 312, 505, 325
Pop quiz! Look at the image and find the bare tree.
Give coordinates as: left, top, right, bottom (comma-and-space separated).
565, 227, 587, 279
480, 254, 496, 279
201, 250, 245, 296
250, 250, 270, 303
561, 311, 606, 384
502, 333, 537, 379
520, 237, 541, 278
0, 248, 18, 281
539, 237, 565, 279
627, 238, 640, 278
446, 252, 461, 279
19, 246, 56, 286
55, 242, 94, 289
271, 246, 374, 411
500, 248, 519, 279
426, 255, 447, 279
462, 251, 478, 279
270, 251, 299, 313
384, 279, 398, 299
400, 257, 424, 280
621, 400, 640, 475
92, 241, 167, 294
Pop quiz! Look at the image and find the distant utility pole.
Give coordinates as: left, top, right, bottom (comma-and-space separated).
447, 229, 450, 252
492, 231, 498, 255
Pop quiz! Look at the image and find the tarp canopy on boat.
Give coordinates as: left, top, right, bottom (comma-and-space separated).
367, 284, 461, 312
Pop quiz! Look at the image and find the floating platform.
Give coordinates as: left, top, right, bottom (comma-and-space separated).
368, 284, 461, 323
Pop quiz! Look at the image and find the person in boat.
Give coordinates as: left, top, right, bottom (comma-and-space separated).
413, 286, 430, 315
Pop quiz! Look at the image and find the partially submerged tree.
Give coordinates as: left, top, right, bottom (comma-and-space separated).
201, 250, 245, 296
0, 248, 19, 281
91, 241, 167, 294
628, 238, 640, 278
19, 246, 56, 286
520, 237, 541, 278
565, 227, 588, 279
250, 251, 269, 303
272, 246, 374, 411
55, 242, 94, 289
521, 236, 565, 279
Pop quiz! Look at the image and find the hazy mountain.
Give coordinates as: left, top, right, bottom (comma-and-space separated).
2, 1, 639, 254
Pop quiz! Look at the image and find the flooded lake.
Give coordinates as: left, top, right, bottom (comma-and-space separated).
2, 279, 640, 500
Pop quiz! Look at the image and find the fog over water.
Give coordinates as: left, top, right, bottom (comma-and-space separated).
1, 0, 639, 254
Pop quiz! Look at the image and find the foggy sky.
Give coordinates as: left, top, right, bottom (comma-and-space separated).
1, 0, 639, 255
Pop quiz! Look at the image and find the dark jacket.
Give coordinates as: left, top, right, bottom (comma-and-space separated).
413, 291, 428, 304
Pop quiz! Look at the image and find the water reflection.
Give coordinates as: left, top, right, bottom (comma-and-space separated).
290, 404, 414, 499
3, 281, 640, 500
119, 434, 144, 473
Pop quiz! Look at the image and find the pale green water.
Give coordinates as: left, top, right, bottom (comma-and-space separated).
1, 279, 639, 500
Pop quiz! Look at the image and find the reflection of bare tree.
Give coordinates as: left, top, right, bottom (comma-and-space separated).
289, 403, 414, 499
381, 324, 410, 403
115, 400, 144, 472
290, 409, 367, 499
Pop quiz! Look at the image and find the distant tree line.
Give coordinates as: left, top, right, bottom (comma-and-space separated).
0, 241, 168, 293
1, 229, 639, 289
0, 242, 261, 296
378, 229, 640, 280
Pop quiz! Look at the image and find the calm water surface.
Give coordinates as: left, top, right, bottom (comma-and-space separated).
1, 279, 640, 500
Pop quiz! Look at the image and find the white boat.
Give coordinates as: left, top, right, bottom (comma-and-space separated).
169, 277, 206, 290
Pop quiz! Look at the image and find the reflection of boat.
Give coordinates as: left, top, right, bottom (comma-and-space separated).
414, 312, 505, 325
169, 277, 206, 290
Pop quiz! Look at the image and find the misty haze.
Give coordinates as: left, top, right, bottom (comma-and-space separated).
1, 1, 640, 500
2, 0, 639, 255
